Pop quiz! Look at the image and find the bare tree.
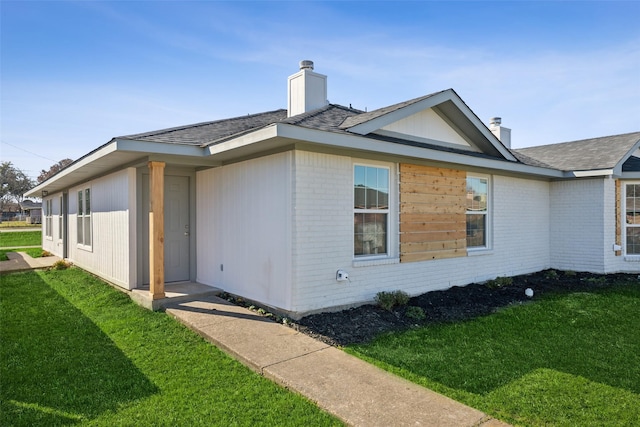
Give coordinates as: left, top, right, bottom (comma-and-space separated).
38, 158, 73, 183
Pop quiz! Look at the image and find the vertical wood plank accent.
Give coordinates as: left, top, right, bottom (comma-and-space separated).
149, 161, 165, 299
399, 164, 467, 262
615, 179, 622, 256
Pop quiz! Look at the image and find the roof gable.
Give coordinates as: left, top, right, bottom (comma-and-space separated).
378, 108, 473, 149
339, 89, 516, 161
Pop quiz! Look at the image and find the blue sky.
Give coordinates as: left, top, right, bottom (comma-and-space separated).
2, 1, 639, 181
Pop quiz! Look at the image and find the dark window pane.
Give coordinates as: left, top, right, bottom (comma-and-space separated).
77, 216, 83, 244
627, 227, 640, 255
85, 189, 91, 214
354, 187, 366, 209
84, 217, 91, 246
377, 189, 389, 209
354, 213, 387, 256
466, 214, 486, 247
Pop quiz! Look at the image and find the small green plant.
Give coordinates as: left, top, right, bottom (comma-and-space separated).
564, 270, 577, 277
544, 269, 559, 280
485, 276, 512, 289
41, 250, 52, 257
584, 276, 607, 286
375, 290, 410, 311
405, 306, 426, 321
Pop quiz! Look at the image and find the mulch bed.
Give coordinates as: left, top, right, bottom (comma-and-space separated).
286, 270, 638, 346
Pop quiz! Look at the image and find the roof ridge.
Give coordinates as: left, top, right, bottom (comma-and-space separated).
283, 104, 361, 124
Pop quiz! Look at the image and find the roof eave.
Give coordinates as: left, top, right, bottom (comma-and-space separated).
568, 169, 615, 178
207, 123, 562, 178
25, 138, 211, 198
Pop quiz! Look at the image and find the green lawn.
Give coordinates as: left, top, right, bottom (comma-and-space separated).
0, 269, 341, 426
0, 230, 43, 260
0, 230, 42, 247
0, 247, 44, 261
347, 280, 640, 426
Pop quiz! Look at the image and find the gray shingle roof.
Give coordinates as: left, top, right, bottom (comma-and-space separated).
120, 109, 288, 145
118, 106, 366, 147
280, 104, 362, 132
514, 131, 640, 171
339, 90, 447, 129
118, 94, 639, 174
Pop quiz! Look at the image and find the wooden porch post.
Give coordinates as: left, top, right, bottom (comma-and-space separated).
149, 161, 165, 299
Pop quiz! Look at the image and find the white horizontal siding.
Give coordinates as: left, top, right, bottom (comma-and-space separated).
67, 168, 136, 288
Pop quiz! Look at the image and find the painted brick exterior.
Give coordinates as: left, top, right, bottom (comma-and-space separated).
549, 178, 607, 272
290, 151, 551, 316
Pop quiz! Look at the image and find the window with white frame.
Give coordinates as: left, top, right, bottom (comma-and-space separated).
624, 183, 640, 255
466, 175, 489, 249
354, 165, 389, 257
45, 199, 53, 238
77, 188, 91, 247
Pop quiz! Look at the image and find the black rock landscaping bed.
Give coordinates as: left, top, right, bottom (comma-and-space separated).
286, 270, 638, 347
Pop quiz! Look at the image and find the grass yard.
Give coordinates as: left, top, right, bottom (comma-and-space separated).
0, 247, 44, 261
0, 269, 341, 426
0, 230, 42, 247
0, 230, 43, 260
347, 279, 640, 426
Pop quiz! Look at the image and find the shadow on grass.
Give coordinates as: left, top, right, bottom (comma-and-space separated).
1, 272, 158, 426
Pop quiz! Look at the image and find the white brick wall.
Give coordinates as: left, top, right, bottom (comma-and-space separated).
549, 178, 606, 272
290, 151, 551, 316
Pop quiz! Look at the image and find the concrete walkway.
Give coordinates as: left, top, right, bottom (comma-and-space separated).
1, 251, 509, 426
166, 296, 510, 427
0, 251, 61, 274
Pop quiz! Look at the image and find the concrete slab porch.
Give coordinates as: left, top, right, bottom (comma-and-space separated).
130, 281, 222, 310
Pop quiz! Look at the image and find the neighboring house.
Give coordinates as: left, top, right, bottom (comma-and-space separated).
1, 202, 21, 222
19, 200, 42, 224
25, 61, 640, 318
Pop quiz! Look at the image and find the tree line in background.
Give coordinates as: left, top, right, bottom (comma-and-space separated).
0, 159, 73, 209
